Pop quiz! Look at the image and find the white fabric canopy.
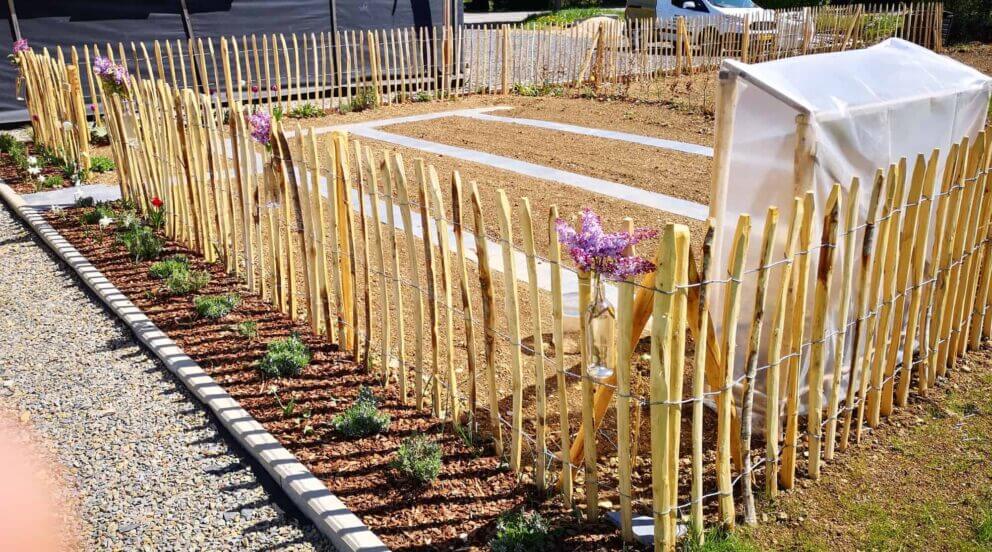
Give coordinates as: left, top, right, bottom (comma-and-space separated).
711, 38, 992, 424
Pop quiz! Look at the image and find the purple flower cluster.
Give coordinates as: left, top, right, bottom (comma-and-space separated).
12, 39, 29, 54
93, 56, 128, 85
556, 208, 657, 280
249, 111, 272, 146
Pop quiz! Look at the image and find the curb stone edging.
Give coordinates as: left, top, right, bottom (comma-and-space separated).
0, 183, 389, 552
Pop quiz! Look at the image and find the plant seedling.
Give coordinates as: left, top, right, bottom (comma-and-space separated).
331, 386, 390, 438
233, 320, 259, 341
193, 293, 240, 319
257, 334, 311, 378
490, 511, 550, 552
117, 225, 163, 261
391, 435, 442, 485
149, 255, 189, 279
164, 268, 210, 295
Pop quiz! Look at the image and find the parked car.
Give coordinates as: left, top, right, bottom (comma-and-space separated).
624, 0, 803, 54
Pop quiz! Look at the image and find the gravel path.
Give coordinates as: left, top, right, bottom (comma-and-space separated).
0, 201, 335, 551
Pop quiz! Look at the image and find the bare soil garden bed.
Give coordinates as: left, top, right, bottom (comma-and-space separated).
380, 115, 712, 206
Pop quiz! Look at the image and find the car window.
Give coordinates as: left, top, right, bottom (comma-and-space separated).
671, 0, 708, 11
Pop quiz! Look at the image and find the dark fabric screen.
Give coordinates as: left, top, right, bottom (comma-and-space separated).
1, 1, 187, 123
1, 0, 461, 124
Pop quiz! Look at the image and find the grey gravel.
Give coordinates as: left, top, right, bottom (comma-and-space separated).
0, 201, 335, 551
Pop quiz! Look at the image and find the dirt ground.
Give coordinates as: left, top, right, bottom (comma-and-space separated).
948, 42, 992, 76
740, 347, 992, 552
381, 115, 712, 206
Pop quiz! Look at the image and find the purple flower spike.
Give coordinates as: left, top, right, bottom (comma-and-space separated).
249, 110, 272, 146
556, 208, 657, 280
12, 39, 29, 54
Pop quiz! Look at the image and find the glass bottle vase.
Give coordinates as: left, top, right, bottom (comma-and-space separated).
584, 272, 616, 382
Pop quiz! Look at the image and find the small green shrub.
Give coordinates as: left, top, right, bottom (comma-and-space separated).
332, 386, 390, 438
343, 87, 377, 113
75, 195, 95, 208
411, 91, 432, 103
164, 267, 210, 295
194, 293, 240, 319
34, 174, 63, 191
0, 133, 18, 153
391, 435, 442, 485
90, 156, 115, 173
490, 511, 550, 552
258, 334, 311, 378
149, 255, 189, 279
7, 140, 27, 170
118, 225, 163, 261
272, 105, 284, 121
512, 82, 564, 97
81, 204, 115, 225
235, 320, 259, 340
288, 102, 323, 119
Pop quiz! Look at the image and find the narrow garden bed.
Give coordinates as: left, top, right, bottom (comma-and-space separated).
39, 199, 624, 551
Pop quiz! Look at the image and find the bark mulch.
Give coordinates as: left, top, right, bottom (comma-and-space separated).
1, 143, 72, 195
42, 206, 626, 552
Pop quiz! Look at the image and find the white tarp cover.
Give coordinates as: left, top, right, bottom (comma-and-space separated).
715, 38, 992, 424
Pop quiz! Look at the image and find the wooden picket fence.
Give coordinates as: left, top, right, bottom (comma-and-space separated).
16, 2, 943, 142
15, 48, 91, 173
98, 67, 992, 549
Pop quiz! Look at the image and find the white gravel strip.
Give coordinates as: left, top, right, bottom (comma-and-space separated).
0, 199, 339, 550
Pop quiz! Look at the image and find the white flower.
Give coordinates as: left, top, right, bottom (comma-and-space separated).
26, 155, 37, 165
36, 175, 45, 182
50, 205, 64, 217
27, 166, 40, 175
62, 120, 73, 130
98, 216, 113, 229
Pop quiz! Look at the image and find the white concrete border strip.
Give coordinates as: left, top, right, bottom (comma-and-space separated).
457, 111, 714, 157
0, 182, 389, 552
348, 126, 710, 221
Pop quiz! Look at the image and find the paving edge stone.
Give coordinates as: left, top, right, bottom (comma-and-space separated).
0, 183, 389, 552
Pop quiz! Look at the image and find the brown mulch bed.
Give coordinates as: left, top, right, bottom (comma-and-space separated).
42, 206, 625, 552
0, 143, 70, 195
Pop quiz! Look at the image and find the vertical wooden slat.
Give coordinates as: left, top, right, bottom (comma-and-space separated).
780, 191, 814, 489
428, 166, 459, 425
415, 160, 442, 415
740, 206, 778, 524
393, 153, 426, 407
452, 173, 479, 420
520, 197, 546, 490
496, 189, 524, 473
807, 184, 841, 480
548, 204, 571, 506
765, 197, 803, 498
824, 177, 861, 461
471, 181, 504, 456
716, 214, 749, 527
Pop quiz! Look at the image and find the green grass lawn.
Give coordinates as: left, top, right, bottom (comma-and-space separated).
521, 8, 624, 29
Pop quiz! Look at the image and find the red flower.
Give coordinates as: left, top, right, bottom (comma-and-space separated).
151, 196, 163, 208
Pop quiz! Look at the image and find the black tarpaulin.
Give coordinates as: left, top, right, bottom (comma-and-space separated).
2, 0, 459, 125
